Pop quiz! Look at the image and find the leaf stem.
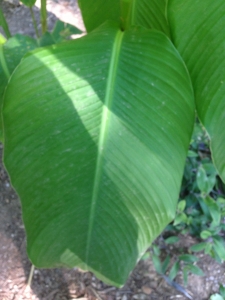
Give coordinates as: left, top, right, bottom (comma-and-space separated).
120, 0, 136, 30
29, 7, 39, 38
26, 264, 35, 288
0, 45, 10, 79
0, 8, 11, 39
41, 0, 47, 34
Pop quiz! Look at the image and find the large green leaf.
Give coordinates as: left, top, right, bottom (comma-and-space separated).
0, 34, 38, 141
3, 23, 194, 286
78, 0, 169, 35
168, 0, 225, 182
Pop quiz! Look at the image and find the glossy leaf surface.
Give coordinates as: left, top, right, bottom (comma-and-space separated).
168, 0, 225, 181
3, 23, 194, 286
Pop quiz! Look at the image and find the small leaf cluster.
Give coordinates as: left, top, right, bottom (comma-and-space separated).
148, 122, 225, 288
169, 122, 225, 263
147, 238, 204, 289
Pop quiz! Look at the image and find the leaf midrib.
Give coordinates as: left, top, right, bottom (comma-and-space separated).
127, 0, 137, 27
85, 29, 124, 264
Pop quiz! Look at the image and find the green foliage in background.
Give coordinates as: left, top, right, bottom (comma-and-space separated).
1, 0, 225, 287
168, 123, 225, 263
148, 123, 225, 294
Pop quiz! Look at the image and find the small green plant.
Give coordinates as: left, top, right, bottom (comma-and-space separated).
147, 243, 201, 299
1, 0, 225, 287
150, 237, 204, 286
210, 285, 225, 300
148, 124, 225, 292
166, 123, 225, 263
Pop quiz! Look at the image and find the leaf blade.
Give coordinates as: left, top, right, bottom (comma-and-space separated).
168, 0, 225, 182
0, 34, 38, 141
3, 24, 194, 286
